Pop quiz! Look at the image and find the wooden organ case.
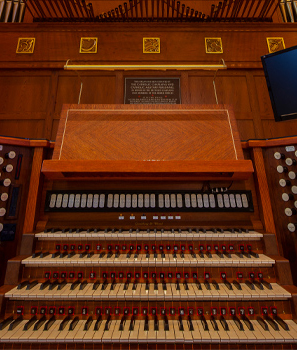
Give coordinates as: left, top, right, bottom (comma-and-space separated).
0, 104, 297, 349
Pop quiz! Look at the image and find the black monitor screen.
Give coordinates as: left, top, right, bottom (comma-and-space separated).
261, 45, 297, 122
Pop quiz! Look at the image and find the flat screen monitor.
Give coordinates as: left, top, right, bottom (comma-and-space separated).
261, 45, 297, 122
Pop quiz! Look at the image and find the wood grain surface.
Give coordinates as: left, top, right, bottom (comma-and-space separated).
53, 104, 242, 162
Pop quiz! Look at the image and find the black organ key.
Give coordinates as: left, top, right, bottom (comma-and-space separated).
40, 280, 51, 290
57, 280, 66, 290
9, 316, 23, 331
44, 316, 56, 331
129, 317, 135, 331
264, 316, 279, 331
200, 316, 208, 331
233, 316, 244, 331
242, 316, 254, 331
59, 316, 71, 331
69, 317, 79, 331
257, 316, 269, 331
32, 316, 46, 331
178, 316, 184, 331
94, 316, 102, 331
210, 316, 219, 331
219, 316, 229, 331
144, 316, 149, 331
0, 316, 14, 330
84, 317, 93, 331
164, 316, 169, 331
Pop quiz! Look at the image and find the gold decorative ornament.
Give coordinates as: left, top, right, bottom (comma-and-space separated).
205, 38, 223, 54
16, 38, 35, 54
80, 37, 98, 54
267, 38, 285, 53
143, 38, 160, 53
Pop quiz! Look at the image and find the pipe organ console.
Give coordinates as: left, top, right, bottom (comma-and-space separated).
0, 104, 297, 349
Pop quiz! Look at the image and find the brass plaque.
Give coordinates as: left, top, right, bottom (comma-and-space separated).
124, 78, 181, 104
80, 37, 98, 54
267, 38, 285, 53
16, 38, 35, 54
205, 38, 223, 54
143, 38, 160, 53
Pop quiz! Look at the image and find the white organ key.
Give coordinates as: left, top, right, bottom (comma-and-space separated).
225, 320, 241, 343
92, 318, 106, 342
81, 194, 87, 208
113, 194, 119, 208
191, 194, 197, 208
62, 194, 69, 208
107, 194, 113, 208
215, 319, 230, 342
144, 194, 149, 208
138, 320, 147, 342
111, 320, 122, 343
185, 194, 191, 208
177, 194, 183, 208
229, 320, 251, 343
194, 320, 212, 343
72, 321, 90, 343
217, 194, 224, 208
203, 194, 209, 208
183, 320, 194, 343
156, 319, 166, 342
87, 194, 93, 208
235, 194, 242, 208
120, 318, 131, 342
209, 194, 216, 208
229, 194, 236, 208
252, 321, 274, 342
56, 319, 76, 341
165, 194, 170, 208
56, 194, 63, 208
93, 194, 99, 208
126, 194, 131, 208
49, 194, 57, 208
129, 319, 141, 342
166, 320, 176, 342
170, 194, 176, 208
241, 194, 249, 208
173, 319, 185, 342
40, 320, 63, 341
120, 194, 125, 208
1, 320, 29, 341
99, 194, 105, 208
285, 320, 297, 339
158, 194, 164, 208
223, 194, 230, 208
197, 194, 203, 208
132, 194, 137, 208
147, 320, 157, 342
138, 194, 143, 208
26, 318, 51, 341
150, 193, 156, 208
102, 319, 117, 342
74, 194, 81, 208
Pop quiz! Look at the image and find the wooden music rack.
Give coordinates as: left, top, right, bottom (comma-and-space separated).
42, 104, 253, 181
